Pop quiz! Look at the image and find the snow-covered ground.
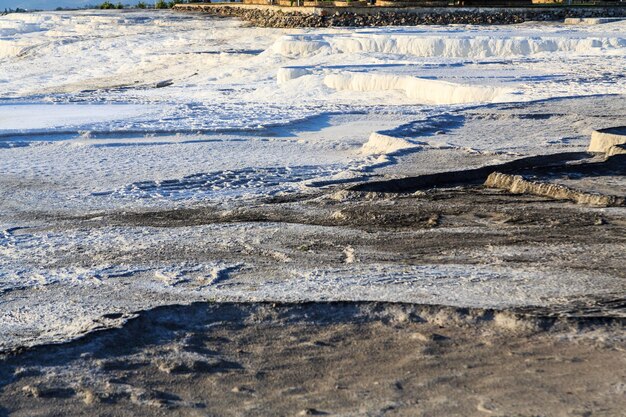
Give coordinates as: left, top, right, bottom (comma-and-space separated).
0, 10, 625, 350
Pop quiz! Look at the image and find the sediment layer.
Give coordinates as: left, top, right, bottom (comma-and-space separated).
173, 4, 626, 27
484, 171, 626, 207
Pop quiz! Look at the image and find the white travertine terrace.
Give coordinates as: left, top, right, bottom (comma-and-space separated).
271, 32, 626, 59
588, 127, 626, 153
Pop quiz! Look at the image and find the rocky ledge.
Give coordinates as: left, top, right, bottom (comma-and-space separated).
173, 4, 626, 27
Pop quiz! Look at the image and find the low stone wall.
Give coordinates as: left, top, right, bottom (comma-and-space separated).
173, 3, 626, 27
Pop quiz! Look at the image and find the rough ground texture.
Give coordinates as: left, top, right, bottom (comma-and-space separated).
2, 165, 625, 350
173, 4, 626, 28
2, 102, 625, 413
1, 303, 624, 417
1, 10, 625, 414
2, 160, 626, 415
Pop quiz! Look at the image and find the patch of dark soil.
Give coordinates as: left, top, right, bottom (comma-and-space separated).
0, 302, 624, 416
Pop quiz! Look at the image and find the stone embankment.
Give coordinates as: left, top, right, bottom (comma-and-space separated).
173, 3, 626, 27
